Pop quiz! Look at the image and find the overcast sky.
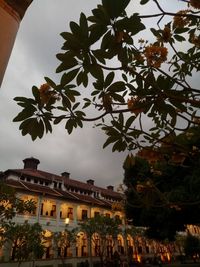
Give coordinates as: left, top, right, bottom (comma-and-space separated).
0, 0, 187, 189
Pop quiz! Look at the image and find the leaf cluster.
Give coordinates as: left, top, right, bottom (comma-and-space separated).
0, 181, 36, 223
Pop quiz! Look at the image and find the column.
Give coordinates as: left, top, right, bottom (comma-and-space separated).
0, 0, 33, 87
56, 200, 61, 227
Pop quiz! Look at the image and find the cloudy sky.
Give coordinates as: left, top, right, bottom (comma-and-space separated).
0, 0, 186, 189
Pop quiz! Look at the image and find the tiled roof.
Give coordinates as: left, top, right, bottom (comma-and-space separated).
53, 188, 79, 201
6, 179, 25, 190
71, 192, 111, 207
6, 179, 60, 197
4, 166, 123, 205
6, 169, 63, 181
6, 168, 122, 198
64, 178, 122, 199
5, 179, 114, 207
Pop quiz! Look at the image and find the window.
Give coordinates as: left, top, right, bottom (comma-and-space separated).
58, 183, 62, 189
27, 177, 31, 182
34, 179, 38, 184
40, 203, 44, 215
53, 181, 57, 188
45, 181, 49, 186
67, 207, 73, 219
50, 204, 56, 217
81, 210, 88, 220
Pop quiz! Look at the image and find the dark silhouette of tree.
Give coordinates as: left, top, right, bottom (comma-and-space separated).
123, 126, 200, 241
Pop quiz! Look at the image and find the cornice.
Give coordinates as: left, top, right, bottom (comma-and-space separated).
0, 0, 20, 22
3, 0, 33, 20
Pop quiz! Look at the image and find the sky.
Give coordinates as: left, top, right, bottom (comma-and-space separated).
0, 0, 187, 189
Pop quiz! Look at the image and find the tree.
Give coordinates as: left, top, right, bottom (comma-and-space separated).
13, 0, 200, 154
0, 221, 44, 267
184, 234, 200, 261
80, 214, 121, 267
123, 126, 200, 241
0, 180, 36, 223
53, 227, 77, 267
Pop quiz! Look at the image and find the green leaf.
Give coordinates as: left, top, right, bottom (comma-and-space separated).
65, 119, 74, 134
44, 77, 56, 88
43, 117, 52, 133
32, 86, 40, 102
101, 30, 114, 51
56, 58, 78, 73
62, 95, 71, 109
70, 21, 81, 36
61, 68, 80, 86
89, 64, 104, 81
89, 24, 107, 45
13, 97, 35, 105
125, 116, 136, 131
116, 15, 145, 36
72, 102, 80, 110
90, 6, 110, 25
38, 119, 44, 139
102, 0, 131, 19
13, 106, 36, 122
111, 93, 125, 103
103, 136, 118, 149
79, 13, 88, 38
54, 115, 66, 125
83, 102, 91, 109
104, 72, 115, 88
112, 140, 126, 152
107, 81, 125, 92
140, 0, 150, 4
150, 28, 160, 37
174, 27, 189, 34
174, 35, 186, 42
60, 32, 81, 51
19, 118, 42, 140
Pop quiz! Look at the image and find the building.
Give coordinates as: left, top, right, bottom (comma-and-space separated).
0, 157, 198, 267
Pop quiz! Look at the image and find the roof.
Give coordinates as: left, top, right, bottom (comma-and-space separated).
3, 160, 123, 208
5, 179, 115, 208
5, 169, 63, 182
5, 168, 122, 199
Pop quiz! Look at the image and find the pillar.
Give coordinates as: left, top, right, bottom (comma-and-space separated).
0, 0, 33, 87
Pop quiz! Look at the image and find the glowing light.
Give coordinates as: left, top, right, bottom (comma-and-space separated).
65, 217, 69, 224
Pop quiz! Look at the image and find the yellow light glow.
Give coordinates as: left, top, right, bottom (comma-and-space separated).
65, 217, 69, 224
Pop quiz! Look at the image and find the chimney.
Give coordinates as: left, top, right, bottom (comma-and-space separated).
23, 157, 40, 170
61, 172, 70, 179
107, 185, 114, 191
87, 179, 94, 185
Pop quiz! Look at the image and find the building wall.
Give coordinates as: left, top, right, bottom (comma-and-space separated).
0, 190, 180, 266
